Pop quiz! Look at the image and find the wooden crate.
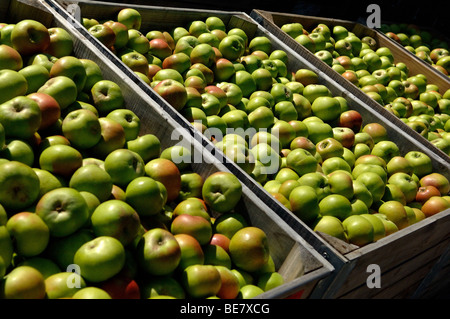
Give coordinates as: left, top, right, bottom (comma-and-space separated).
47, 0, 450, 298
0, 0, 336, 299
250, 9, 450, 162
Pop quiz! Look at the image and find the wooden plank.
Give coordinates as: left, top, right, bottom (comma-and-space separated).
337, 240, 448, 298
335, 228, 450, 298
412, 243, 450, 298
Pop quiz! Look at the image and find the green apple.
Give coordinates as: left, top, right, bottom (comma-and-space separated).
404, 151, 433, 178
91, 80, 125, 115
72, 287, 112, 299
49, 56, 87, 94
289, 185, 320, 224
0, 160, 40, 212
0, 266, 46, 299
370, 140, 400, 164
103, 148, 145, 188
106, 108, 140, 142
44, 271, 85, 298
229, 226, 270, 273
1, 139, 34, 167
342, 215, 374, 246
90, 199, 140, 246
304, 120, 333, 144
0, 95, 41, 140
201, 172, 242, 213
181, 264, 221, 298
355, 171, 386, 203
62, 109, 101, 149
125, 176, 166, 217
117, 7, 141, 29
302, 84, 332, 104
37, 75, 78, 110
11, 19, 50, 56
321, 157, 352, 175
378, 200, 409, 230
174, 233, 205, 271
136, 228, 181, 276
295, 34, 315, 52
274, 101, 298, 122
319, 194, 352, 221
316, 137, 344, 161
39, 144, 82, 177
89, 23, 116, 48
35, 187, 89, 238
281, 23, 304, 38
6, 212, 49, 258
219, 35, 245, 61
313, 215, 347, 242
328, 170, 354, 199
388, 172, 419, 203
0, 44, 23, 71
74, 235, 126, 283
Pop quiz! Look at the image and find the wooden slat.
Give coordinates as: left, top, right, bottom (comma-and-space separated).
338, 240, 449, 298
334, 213, 450, 298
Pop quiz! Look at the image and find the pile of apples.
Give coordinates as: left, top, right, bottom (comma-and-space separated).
79, 8, 450, 249
0, 18, 286, 299
280, 21, 450, 156
380, 22, 449, 76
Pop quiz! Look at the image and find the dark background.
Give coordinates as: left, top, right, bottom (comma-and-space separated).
91, 0, 449, 35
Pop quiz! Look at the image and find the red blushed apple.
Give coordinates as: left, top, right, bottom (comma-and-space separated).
153, 79, 187, 111
148, 38, 172, 61
148, 64, 162, 81
362, 122, 388, 144
27, 92, 60, 130
339, 110, 363, 133
171, 214, 213, 246
419, 173, 450, 196
103, 21, 129, 50
215, 265, 240, 299
162, 52, 191, 74
88, 24, 116, 49
342, 71, 359, 85
0, 44, 23, 71
10, 19, 50, 56
335, 56, 352, 70
144, 158, 181, 203
209, 233, 230, 253
421, 196, 450, 218
204, 85, 228, 108
100, 272, 140, 299
174, 233, 205, 270
416, 185, 441, 203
